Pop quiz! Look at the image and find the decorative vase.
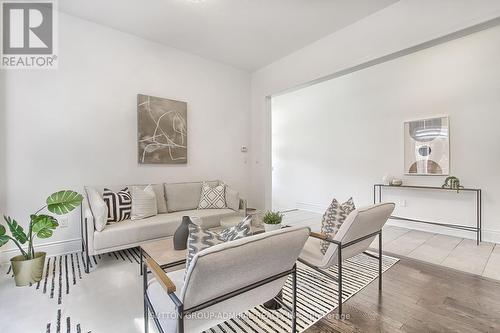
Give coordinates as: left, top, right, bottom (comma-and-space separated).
10, 252, 46, 287
173, 216, 191, 250
263, 223, 282, 232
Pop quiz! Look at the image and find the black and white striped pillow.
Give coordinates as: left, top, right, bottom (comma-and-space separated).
103, 188, 132, 223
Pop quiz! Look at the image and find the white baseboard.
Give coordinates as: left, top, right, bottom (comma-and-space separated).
295, 202, 328, 214
297, 201, 500, 244
0, 238, 82, 264
387, 220, 500, 244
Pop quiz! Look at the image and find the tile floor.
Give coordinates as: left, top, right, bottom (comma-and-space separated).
281, 210, 500, 281
370, 226, 500, 280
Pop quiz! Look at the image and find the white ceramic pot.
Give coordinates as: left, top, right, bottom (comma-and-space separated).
263, 223, 282, 232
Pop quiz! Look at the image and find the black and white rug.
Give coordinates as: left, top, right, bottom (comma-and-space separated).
1, 249, 398, 333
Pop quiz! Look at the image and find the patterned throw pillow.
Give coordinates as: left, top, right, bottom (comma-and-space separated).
185, 216, 251, 273
320, 197, 356, 255
103, 188, 132, 223
198, 182, 227, 209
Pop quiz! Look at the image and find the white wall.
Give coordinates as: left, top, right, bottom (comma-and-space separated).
0, 13, 251, 259
250, 0, 500, 212
271, 25, 500, 241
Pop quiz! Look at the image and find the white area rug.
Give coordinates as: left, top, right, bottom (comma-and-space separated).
0, 249, 398, 333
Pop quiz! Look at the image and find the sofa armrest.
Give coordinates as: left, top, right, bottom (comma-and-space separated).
239, 198, 247, 213
82, 196, 96, 255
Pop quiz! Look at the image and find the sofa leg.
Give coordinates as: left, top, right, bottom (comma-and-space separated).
84, 218, 90, 274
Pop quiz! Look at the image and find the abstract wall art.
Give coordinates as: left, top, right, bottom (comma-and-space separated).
404, 116, 449, 175
137, 94, 187, 164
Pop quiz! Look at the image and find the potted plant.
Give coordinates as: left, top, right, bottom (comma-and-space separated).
262, 211, 284, 232
0, 190, 83, 286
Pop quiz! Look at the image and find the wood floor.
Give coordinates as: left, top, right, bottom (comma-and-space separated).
305, 256, 500, 333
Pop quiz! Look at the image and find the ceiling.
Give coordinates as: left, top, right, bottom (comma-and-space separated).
59, 0, 398, 71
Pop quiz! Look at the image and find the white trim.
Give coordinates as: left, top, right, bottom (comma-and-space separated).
0, 238, 82, 264
387, 220, 500, 244
295, 202, 500, 244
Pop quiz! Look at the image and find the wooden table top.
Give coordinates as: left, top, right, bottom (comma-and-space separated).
140, 237, 186, 267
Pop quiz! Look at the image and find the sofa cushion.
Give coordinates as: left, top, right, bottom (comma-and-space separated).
93, 208, 240, 251
94, 214, 179, 251
164, 181, 219, 212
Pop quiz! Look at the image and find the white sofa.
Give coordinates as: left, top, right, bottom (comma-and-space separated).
81, 180, 246, 273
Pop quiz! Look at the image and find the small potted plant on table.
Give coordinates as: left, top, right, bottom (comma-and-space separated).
0, 190, 83, 286
262, 211, 284, 232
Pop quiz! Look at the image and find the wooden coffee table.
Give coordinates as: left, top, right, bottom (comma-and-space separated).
140, 237, 186, 274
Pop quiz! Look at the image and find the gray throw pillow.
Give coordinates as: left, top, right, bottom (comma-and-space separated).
320, 197, 356, 255
185, 216, 251, 274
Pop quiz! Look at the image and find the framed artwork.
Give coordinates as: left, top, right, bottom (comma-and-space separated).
137, 94, 187, 164
404, 116, 449, 175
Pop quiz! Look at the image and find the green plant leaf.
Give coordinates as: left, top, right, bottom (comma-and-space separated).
0, 225, 8, 247
46, 190, 83, 215
4, 216, 27, 244
31, 214, 59, 239
262, 211, 284, 224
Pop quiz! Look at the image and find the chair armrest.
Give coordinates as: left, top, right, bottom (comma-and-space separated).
309, 232, 341, 246
309, 231, 327, 240
146, 257, 176, 294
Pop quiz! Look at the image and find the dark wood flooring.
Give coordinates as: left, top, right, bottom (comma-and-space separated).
305, 256, 500, 333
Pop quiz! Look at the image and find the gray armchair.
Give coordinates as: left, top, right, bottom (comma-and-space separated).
299, 202, 395, 316
143, 226, 310, 333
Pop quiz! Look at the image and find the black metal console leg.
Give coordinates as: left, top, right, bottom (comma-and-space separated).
338, 246, 343, 316
379, 231, 383, 291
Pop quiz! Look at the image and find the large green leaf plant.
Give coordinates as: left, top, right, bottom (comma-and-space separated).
0, 190, 83, 260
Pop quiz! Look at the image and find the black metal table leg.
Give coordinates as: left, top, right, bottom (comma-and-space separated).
379, 231, 382, 291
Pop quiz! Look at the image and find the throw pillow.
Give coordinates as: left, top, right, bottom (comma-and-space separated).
129, 184, 167, 214
103, 188, 132, 223
84, 186, 108, 232
185, 216, 251, 273
320, 197, 356, 255
225, 187, 240, 211
198, 182, 227, 209
130, 185, 158, 220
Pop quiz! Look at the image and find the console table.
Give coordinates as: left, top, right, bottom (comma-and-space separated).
373, 184, 482, 244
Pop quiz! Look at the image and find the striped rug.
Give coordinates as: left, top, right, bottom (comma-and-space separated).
201, 253, 399, 333
1, 249, 398, 333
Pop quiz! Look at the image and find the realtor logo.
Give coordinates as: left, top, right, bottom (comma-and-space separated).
1, 0, 57, 69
